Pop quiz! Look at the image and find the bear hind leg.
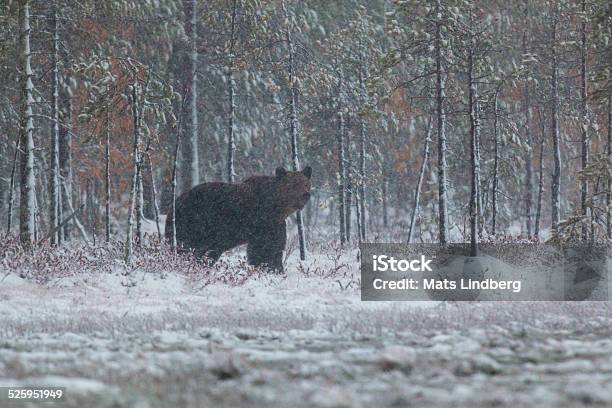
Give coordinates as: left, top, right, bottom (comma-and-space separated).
194, 246, 224, 265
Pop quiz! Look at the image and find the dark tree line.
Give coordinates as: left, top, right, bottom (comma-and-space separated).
0, 0, 610, 258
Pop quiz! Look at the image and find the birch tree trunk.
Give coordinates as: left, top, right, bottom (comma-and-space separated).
49, 0, 61, 246
535, 138, 545, 240
284, 0, 306, 259
435, 0, 449, 244
136, 167, 144, 243
33, 187, 39, 242
492, 91, 500, 235
381, 163, 388, 228
550, 8, 561, 235
345, 128, 352, 242
522, 6, 533, 237
133, 78, 147, 244
468, 33, 479, 257
408, 118, 432, 243
355, 190, 363, 243
607, 95, 611, 240
6, 133, 20, 236
105, 106, 111, 242
580, 0, 589, 240
169, 93, 187, 250
141, 158, 155, 220
59, 80, 73, 241
182, 0, 200, 189
146, 153, 162, 240
475, 92, 483, 234
18, 0, 36, 247
358, 46, 368, 241
86, 179, 97, 243
535, 108, 546, 240
125, 84, 141, 263
226, 0, 238, 183
170, 118, 182, 250
337, 67, 347, 245
189, 0, 199, 186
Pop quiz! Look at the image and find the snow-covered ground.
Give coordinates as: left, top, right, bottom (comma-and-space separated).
1, 235, 612, 407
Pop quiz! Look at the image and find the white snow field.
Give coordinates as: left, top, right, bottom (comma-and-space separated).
1, 235, 612, 407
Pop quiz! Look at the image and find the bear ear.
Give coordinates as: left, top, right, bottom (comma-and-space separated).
275, 167, 287, 179
302, 166, 312, 179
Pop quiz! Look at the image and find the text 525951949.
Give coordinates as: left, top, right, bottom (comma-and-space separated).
1, 387, 65, 401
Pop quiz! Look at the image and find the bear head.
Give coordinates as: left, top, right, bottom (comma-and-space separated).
275, 166, 312, 215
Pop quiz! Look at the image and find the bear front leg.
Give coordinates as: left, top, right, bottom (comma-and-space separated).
248, 245, 283, 273
247, 221, 286, 273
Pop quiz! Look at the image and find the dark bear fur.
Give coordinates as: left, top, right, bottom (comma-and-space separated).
165, 166, 312, 272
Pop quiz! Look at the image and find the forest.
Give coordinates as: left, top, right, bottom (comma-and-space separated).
0, 0, 611, 255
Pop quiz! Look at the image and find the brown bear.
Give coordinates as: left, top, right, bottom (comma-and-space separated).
165, 166, 312, 272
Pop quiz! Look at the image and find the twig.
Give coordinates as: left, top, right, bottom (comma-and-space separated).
38, 203, 85, 245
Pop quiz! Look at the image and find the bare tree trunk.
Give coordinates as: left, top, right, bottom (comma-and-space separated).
590, 177, 598, 243
337, 67, 347, 245
169, 95, 187, 250
181, 0, 200, 189
408, 118, 432, 243
355, 190, 363, 243
86, 179, 97, 244
38, 149, 49, 238
105, 106, 111, 242
535, 139, 545, 240
475, 91, 483, 234
283, 0, 306, 259
6, 135, 19, 236
381, 162, 388, 229
345, 128, 352, 242
550, 7, 561, 235
189, 0, 199, 186
492, 91, 500, 235
18, 0, 36, 247
580, 0, 589, 240
522, 6, 533, 237
607, 95, 611, 240
133, 80, 146, 244
170, 133, 180, 251
435, 0, 449, 244
468, 40, 479, 257
125, 84, 141, 263
358, 49, 368, 241
146, 154, 162, 240
535, 109, 546, 240
136, 168, 143, 243
49, 0, 60, 246
33, 185, 40, 242
226, 0, 238, 183
141, 157, 155, 220
59, 80, 73, 241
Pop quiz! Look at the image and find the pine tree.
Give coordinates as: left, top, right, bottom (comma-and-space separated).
18, 0, 36, 247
